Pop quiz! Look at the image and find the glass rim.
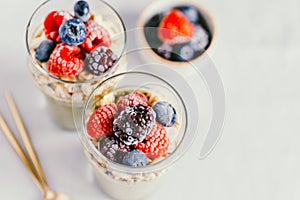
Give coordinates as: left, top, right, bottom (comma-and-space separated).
25, 0, 127, 85
81, 71, 191, 174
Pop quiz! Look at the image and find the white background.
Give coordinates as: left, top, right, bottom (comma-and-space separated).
1, 0, 300, 199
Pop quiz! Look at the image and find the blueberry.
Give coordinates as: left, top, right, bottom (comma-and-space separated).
153, 101, 177, 127
175, 5, 200, 24
171, 43, 195, 61
35, 39, 56, 62
59, 18, 86, 45
74, 0, 90, 22
122, 150, 148, 167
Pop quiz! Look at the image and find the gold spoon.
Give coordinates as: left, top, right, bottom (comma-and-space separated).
0, 92, 70, 200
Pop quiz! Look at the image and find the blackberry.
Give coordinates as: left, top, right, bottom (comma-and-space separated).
85, 46, 117, 75
98, 135, 130, 163
113, 105, 156, 145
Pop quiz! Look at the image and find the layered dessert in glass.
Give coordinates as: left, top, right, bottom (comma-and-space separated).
26, 0, 127, 130
80, 72, 196, 200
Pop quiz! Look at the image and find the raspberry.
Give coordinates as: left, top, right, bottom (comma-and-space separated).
85, 46, 118, 75
87, 104, 118, 139
81, 20, 111, 53
113, 105, 156, 145
116, 91, 149, 111
98, 135, 131, 163
134, 123, 170, 160
47, 43, 84, 78
158, 9, 195, 44
44, 10, 72, 42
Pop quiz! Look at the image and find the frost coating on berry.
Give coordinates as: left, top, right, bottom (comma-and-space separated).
122, 150, 148, 167
74, 0, 90, 22
98, 135, 130, 162
47, 44, 84, 78
157, 42, 172, 59
113, 105, 156, 145
85, 46, 117, 75
116, 91, 149, 111
59, 18, 86, 45
81, 20, 111, 53
134, 123, 170, 160
153, 101, 177, 127
43, 10, 72, 42
87, 104, 118, 138
190, 25, 209, 51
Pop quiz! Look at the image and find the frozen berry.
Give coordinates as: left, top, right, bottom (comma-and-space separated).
175, 5, 200, 24
47, 43, 84, 78
134, 123, 170, 160
156, 42, 173, 59
172, 43, 195, 61
87, 104, 118, 138
35, 39, 56, 62
58, 18, 86, 45
84, 46, 117, 75
122, 150, 148, 167
81, 20, 111, 53
98, 135, 131, 163
44, 10, 72, 42
153, 101, 177, 127
113, 105, 156, 145
190, 25, 210, 52
74, 0, 90, 22
116, 91, 149, 111
158, 9, 195, 44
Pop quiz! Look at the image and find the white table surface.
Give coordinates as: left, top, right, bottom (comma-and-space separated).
1, 0, 300, 199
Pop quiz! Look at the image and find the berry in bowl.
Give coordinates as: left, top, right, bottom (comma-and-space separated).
80, 72, 195, 200
138, 0, 215, 63
26, 0, 127, 130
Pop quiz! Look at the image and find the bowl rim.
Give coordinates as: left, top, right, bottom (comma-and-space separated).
137, 0, 216, 65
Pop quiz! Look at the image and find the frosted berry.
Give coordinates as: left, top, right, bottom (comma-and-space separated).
44, 10, 72, 42
81, 20, 111, 53
47, 43, 84, 78
35, 39, 56, 62
113, 105, 156, 145
190, 25, 210, 52
153, 101, 177, 127
122, 150, 148, 167
87, 104, 118, 138
74, 0, 90, 22
175, 5, 200, 24
134, 123, 170, 160
85, 46, 117, 75
58, 18, 86, 45
158, 9, 195, 44
171, 43, 195, 61
98, 135, 130, 163
116, 91, 149, 111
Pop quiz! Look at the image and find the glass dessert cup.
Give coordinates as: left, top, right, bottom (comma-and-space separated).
25, 0, 127, 130
78, 71, 202, 200
137, 0, 216, 65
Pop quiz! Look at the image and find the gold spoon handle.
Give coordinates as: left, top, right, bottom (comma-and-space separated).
0, 114, 44, 191
5, 92, 48, 188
